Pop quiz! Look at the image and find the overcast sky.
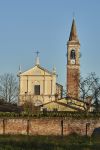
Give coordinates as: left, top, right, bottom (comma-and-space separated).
0, 0, 100, 88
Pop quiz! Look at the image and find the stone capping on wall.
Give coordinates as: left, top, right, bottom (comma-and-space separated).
0, 117, 100, 136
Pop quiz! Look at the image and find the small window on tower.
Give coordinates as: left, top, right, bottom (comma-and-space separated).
34, 85, 40, 95
70, 49, 76, 59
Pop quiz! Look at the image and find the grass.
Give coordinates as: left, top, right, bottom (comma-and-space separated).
0, 134, 100, 150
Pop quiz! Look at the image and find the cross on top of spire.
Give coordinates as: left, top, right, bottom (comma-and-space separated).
36, 51, 40, 57
73, 12, 75, 18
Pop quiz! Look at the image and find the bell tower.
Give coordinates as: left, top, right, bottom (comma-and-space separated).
67, 18, 80, 99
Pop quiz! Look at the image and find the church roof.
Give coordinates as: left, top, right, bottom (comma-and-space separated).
36, 65, 56, 75
41, 100, 84, 111
19, 64, 56, 76
69, 18, 79, 42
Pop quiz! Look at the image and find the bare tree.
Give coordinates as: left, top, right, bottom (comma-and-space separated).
0, 73, 18, 103
65, 72, 100, 112
80, 72, 100, 112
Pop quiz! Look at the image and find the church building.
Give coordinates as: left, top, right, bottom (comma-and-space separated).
18, 53, 63, 106
18, 18, 91, 112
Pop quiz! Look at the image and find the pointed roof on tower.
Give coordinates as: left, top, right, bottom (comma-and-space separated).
69, 18, 79, 42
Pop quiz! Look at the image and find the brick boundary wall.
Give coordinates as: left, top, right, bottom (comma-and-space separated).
0, 118, 100, 136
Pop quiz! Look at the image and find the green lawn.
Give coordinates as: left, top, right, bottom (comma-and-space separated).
0, 134, 100, 150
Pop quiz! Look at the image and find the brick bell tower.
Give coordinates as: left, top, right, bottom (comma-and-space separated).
67, 18, 80, 99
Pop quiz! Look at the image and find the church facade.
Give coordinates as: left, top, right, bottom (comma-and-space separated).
18, 56, 63, 106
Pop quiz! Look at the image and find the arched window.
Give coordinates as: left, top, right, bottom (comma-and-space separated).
70, 49, 76, 59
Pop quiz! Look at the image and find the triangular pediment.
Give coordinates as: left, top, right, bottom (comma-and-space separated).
20, 65, 53, 76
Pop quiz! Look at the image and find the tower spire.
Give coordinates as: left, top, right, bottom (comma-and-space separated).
67, 19, 80, 99
69, 18, 79, 42
35, 51, 40, 65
